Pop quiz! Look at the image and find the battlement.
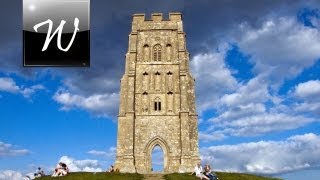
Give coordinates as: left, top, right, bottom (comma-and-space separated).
131, 12, 183, 32
132, 12, 182, 22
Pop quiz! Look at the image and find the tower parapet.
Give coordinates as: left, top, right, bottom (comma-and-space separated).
132, 13, 183, 32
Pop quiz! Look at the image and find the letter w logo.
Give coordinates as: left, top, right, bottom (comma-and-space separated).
33, 18, 80, 52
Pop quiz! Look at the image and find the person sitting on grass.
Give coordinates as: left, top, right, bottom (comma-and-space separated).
203, 164, 219, 180
191, 163, 209, 180
34, 167, 45, 178
107, 165, 115, 172
52, 162, 69, 177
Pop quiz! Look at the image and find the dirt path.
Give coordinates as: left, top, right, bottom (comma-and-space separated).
143, 173, 165, 180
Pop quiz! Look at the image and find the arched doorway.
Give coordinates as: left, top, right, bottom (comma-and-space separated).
144, 136, 170, 173
151, 145, 164, 172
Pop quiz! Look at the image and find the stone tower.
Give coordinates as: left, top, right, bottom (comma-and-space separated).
115, 12, 200, 173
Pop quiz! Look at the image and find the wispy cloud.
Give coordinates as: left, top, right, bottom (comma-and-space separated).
53, 90, 119, 118
0, 141, 30, 157
191, 46, 238, 112
195, 15, 320, 140
201, 133, 320, 174
0, 170, 24, 180
87, 147, 116, 158
0, 77, 45, 98
237, 17, 320, 85
294, 80, 320, 116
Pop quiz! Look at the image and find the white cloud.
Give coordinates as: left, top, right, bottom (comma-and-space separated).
190, 24, 319, 138
58, 156, 102, 172
0, 77, 44, 98
295, 102, 320, 116
53, 90, 119, 118
0, 78, 19, 93
213, 113, 314, 136
197, 75, 319, 138
219, 77, 270, 107
0, 170, 24, 180
190, 46, 238, 112
0, 141, 30, 157
87, 147, 116, 158
21, 84, 45, 98
294, 80, 320, 115
201, 133, 320, 174
192, 35, 320, 137
237, 17, 320, 83
294, 80, 320, 100
199, 131, 226, 142
87, 150, 109, 156
86, 147, 117, 169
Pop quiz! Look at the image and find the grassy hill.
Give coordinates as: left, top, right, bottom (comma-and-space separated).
38, 172, 143, 180
37, 172, 282, 180
164, 172, 281, 180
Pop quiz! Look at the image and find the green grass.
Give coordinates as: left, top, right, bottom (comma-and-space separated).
216, 172, 281, 180
38, 172, 143, 180
38, 172, 282, 180
164, 173, 198, 180
164, 172, 281, 180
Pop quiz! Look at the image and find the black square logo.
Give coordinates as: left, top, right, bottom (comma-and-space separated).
23, 0, 90, 67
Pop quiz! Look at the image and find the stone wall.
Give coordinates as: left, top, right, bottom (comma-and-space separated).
115, 12, 200, 173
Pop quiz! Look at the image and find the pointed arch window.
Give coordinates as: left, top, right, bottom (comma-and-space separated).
142, 72, 149, 91
167, 92, 173, 112
142, 92, 148, 112
166, 44, 172, 61
153, 44, 162, 61
167, 71, 173, 91
143, 44, 150, 61
154, 97, 161, 111
155, 71, 161, 91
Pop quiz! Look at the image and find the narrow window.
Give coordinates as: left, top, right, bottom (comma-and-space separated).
167, 92, 173, 112
153, 44, 162, 61
155, 72, 161, 91
142, 92, 148, 112
143, 44, 149, 61
167, 72, 173, 91
166, 44, 172, 61
154, 102, 157, 111
142, 72, 149, 91
154, 97, 161, 111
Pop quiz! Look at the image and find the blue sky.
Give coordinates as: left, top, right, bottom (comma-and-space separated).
1, 1, 320, 180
